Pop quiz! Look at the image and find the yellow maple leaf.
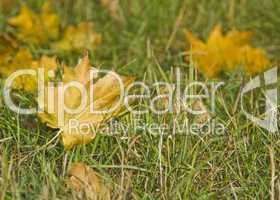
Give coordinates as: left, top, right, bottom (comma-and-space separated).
67, 163, 111, 200
8, 2, 59, 45
37, 55, 134, 150
52, 22, 101, 52
186, 25, 270, 78
0, 48, 57, 92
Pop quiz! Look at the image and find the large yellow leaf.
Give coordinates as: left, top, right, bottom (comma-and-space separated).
186, 25, 270, 78
8, 2, 59, 45
67, 163, 111, 200
0, 49, 57, 92
37, 55, 134, 149
52, 22, 101, 52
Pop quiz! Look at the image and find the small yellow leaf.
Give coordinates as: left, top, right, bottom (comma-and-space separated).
52, 22, 101, 52
8, 2, 59, 45
67, 163, 110, 200
192, 99, 211, 125
0, 49, 35, 91
186, 25, 270, 78
0, 49, 58, 92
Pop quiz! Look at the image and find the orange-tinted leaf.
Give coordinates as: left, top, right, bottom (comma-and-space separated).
67, 163, 110, 200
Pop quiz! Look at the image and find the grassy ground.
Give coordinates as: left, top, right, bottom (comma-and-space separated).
1, 0, 280, 199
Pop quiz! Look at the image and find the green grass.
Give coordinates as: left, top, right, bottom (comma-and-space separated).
1, 0, 280, 199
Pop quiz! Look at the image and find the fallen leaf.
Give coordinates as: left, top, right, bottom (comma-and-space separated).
37, 55, 134, 149
192, 99, 211, 125
0, 48, 58, 92
67, 163, 110, 200
8, 2, 59, 45
52, 22, 101, 52
186, 25, 270, 78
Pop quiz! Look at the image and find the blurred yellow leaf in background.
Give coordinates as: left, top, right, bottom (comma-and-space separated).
186, 25, 270, 78
53, 22, 101, 52
8, 2, 59, 45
